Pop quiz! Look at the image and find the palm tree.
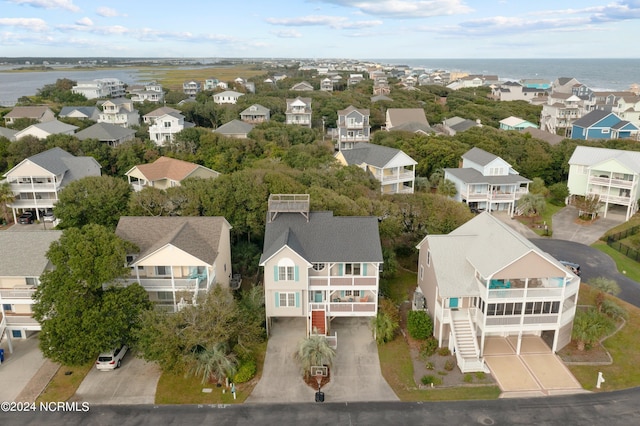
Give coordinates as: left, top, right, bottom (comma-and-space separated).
371, 311, 399, 344
0, 182, 15, 225
572, 308, 615, 351
294, 334, 336, 377
437, 179, 457, 198
190, 342, 238, 385
516, 193, 546, 218
589, 277, 621, 312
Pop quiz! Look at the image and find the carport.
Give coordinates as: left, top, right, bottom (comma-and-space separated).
483, 336, 584, 397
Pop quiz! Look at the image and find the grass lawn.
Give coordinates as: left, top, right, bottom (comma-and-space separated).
155, 341, 267, 404
378, 338, 501, 401
592, 241, 640, 283
383, 267, 417, 305
36, 362, 93, 403
516, 201, 564, 237
567, 284, 640, 391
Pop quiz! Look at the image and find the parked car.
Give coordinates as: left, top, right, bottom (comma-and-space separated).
96, 344, 128, 371
17, 211, 34, 224
560, 261, 581, 276
43, 210, 56, 222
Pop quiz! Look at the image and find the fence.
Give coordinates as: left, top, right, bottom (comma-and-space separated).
605, 225, 640, 262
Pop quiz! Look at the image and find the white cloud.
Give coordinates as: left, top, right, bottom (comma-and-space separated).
7, 0, 80, 12
96, 6, 126, 17
318, 0, 473, 18
75, 17, 93, 26
266, 15, 382, 29
0, 17, 48, 31
271, 29, 303, 38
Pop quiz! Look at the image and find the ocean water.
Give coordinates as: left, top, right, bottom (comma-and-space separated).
371, 58, 640, 91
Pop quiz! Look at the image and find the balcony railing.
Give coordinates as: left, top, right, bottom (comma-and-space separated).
339, 135, 369, 142
120, 277, 202, 290
589, 176, 634, 188
8, 182, 58, 191
587, 191, 631, 205
309, 276, 378, 287
0, 288, 36, 300
380, 171, 414, 182
4, 314, 40, 328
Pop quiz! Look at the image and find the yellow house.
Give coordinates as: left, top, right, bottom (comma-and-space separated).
125, 156, 220, 191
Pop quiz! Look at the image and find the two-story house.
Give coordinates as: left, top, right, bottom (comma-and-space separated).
142, 106, 181, 125
444, 147, 531, 217
115, 216, 233, 312
2, 147, 101, 222
0, 230, 62, 345
416, 212, 580, 373
335, 143, 417, 194
98, 98, 140, 128
320, 78, 333, 92
571, 110, 639, 141
72, 78, 125, 99
128, 82, 164, 103
259, 194, 383, 336
240, 104, 270, 124
213, 90, 244, 105
540, 92, 584, 136
336, 106, 371, 150
125, 156, 220, 191
147, 111, 195, 145
286, 97, 312, 128
183, 80, 202, 97
567, 145, 640, 221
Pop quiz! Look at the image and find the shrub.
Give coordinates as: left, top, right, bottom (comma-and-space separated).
475, 371, 486, 380
421, 375, 442, 385
372, 311, 399, 344
419, 337, 438, 358
233, 359, 257, 384
600, 299, 628, 321
444, 359, 455, 371
437, 347, 450, 356
437, 371, 448, 376
463, 373, 473, 383
425, 361, 434, 370
378, 297, 400, 324
407, 310, 433, 340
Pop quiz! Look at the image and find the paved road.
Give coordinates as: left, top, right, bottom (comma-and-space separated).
4, 386, 640, 425
532, 238, 640, 308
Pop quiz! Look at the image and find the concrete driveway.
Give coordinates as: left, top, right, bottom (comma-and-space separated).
247, 317, 397, 404
73, 353, 161, 404
550, 205, 625, 245
0, 335, 46, 402
483, 336, 584, 398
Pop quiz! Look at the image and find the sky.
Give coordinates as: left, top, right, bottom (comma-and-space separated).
1, 0, 640, 59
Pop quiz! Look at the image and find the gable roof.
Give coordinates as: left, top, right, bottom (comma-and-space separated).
5, 106, 52, 120
371, 94, 393, 102
572, 110, 615, 128
240, 104, 270, 115
214, 119, 255, 135
0, 126, 18, 140
461, 147, 500, 166
3, 147, 101, 183
260, 211, 382, 264
520, 128, 565, 146
444, 167, 530, 185
213, 90, 244, 98
568, 146, 640, 174
500, 116, 528, 127
338, 143, 416, 168
127, 156, 218, 182
387, 108, 429, 128
420, 212, 567, 298
116, 217, 230, 265
59, 106, 100, 119
16, 119, 78, 137
75, 122, 136, 141
0, 231, 62, 277
338, 105, 370, 116
143, 106, 181, 118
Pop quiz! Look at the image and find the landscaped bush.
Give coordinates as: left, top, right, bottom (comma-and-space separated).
421, 375, 442, 386
600, 299, 628, 320
425, 361, 434, 370
233, 360, 257, 384
475, 371, 486, 380
437, 347, 450, 356
444, 359, 455, 371
464, 373, 473, 383
419, 337, 438, 357
407, 310, 433, 340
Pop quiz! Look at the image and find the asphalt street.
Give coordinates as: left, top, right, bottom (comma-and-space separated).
3, 387, 640, 425
531, 238, 640, 308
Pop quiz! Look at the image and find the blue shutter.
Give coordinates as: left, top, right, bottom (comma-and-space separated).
363, 263, 367, 275
294, 266, 299, 282
275, 292, 280, 308
338, 264, 343, 276
295, 292, 300, 308
274, 266, 278, 282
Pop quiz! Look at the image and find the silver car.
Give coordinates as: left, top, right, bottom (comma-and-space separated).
95, 344, 128, 371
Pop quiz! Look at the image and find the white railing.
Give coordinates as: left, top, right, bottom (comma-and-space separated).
0, 288, 36, 299
120, 277, 199, 290
381, 171, 414, 182
8, 183, 58, 191
587, 191, 631, 205
5, 315, 40, 328
308, 276, 378, 287
588, 176, 634, 188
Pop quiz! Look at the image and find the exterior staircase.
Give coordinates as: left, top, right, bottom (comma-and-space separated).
311, 310, 326, 335
451, 310, 486, 373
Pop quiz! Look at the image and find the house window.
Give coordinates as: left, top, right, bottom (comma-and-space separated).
26, 277, 38, 286
155, 266, 170, 276
164, 121, 171, 127
344, 263, 361, 275
602, 129, 610, 134
157, 292, 173, 301
312, 263, 325, 271
279, 292, 296, 307
3, 304, 12, 311
278, 266, 295, 281
344, 290, 361, 297
419, 265, 424, 280
426, 250, 431, 267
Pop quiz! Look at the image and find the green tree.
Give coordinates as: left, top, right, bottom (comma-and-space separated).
294, 334, 336, 377
128, 186, 173, 216
0, 182, 15, 224
407, 310, 433, 340
516, 193, 546, 217
572, 308, 615, 351
589, 277, 621, 312
528, 177, 548, 196
574, 194, 602, 220
189, 342, 237, 385
54, 175, 131, 229
437, 179, 457, 198
372, 311, 399, 344
32, 224, 149, 365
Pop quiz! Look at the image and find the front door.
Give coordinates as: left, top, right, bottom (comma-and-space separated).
449, 297, 459, 309
314, 291, 323, 303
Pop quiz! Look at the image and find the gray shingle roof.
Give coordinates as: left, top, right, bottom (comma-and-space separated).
338, 143, 416, 168
59, 106, 99, 119
240, 104, 270, 115
572, 110, 612, 128
0, 126, 18, 140
215, 119, 254, 135
12, 147, 101, 183
75, 122, 135, 141
444, 168, 531, 185
461, 147, 499, 166
260, 211, 383, 264
22, 120, 78, 135
0, 231, 62, 277
115, 217, 229, 265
